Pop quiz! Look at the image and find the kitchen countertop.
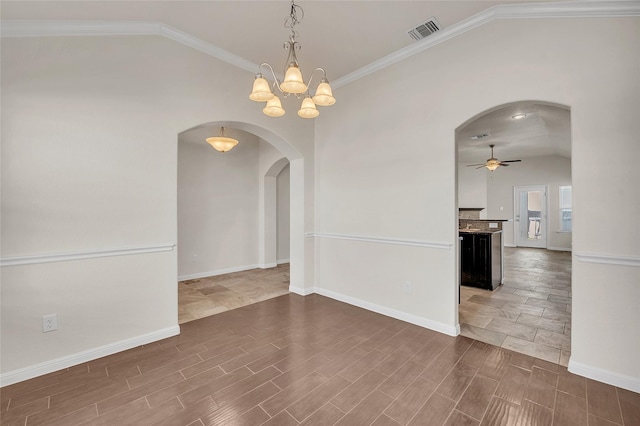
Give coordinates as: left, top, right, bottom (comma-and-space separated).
459, 229, 503, 234
460, 219, 511, 222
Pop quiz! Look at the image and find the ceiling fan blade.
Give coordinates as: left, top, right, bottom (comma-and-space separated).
475, 165, 486, 169
499, 163, 510, 167
500, 159, 522, 163
466, 163, 485, 167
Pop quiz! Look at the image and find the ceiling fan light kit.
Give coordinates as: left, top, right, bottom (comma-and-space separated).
249, 0, 335, 118
467, 144, 521, 171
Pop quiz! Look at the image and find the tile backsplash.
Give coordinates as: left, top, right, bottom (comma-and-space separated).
459, 219, 503, 231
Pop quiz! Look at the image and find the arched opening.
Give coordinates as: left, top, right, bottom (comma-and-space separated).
259, 157, 290, 269
455, 101, 573, 366
176, 121, 303, 323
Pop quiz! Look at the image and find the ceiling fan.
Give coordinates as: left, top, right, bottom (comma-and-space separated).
467, 144, 521, 171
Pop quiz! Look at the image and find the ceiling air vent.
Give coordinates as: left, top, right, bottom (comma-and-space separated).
470, 133, 490, 140
408, 18, 441, 41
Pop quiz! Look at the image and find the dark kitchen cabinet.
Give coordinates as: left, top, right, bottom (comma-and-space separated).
460, 231, 502, 290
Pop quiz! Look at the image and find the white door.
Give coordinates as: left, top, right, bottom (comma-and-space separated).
514, 185, 547, 248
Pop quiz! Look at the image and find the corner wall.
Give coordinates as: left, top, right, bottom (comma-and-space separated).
0, 34, 314, 384
314, 17, 639, 391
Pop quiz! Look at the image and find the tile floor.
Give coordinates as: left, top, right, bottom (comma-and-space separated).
2, 294, 638, 426
178, 264, 290, 324
460, 247, 572, 366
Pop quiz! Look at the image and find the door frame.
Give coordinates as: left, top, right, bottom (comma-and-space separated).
513, 184, 548, 248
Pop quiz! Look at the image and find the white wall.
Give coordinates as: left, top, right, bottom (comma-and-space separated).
0, 34, 314, 383
1, 12, 638, 393
178, 128, 260, 279
458, 163, 488, 218
315, 17, 639, 391
277, 164, 291, 263
485, 155, 572, 251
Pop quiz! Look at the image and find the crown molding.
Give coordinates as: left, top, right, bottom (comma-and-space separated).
0, 20, 260, 75
0, 19, 160, 37
1, 1, 638, 87
333, 1, 640, 88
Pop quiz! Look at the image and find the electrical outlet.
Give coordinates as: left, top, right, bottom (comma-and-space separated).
489, 222, 498, 228
404, 281, 412, 294
192, 254, 198, 262
43, 314, 58, 332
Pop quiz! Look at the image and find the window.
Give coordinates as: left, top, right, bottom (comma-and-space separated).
559, 186, 572, 232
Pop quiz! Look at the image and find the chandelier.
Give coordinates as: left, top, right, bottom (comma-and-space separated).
249, 0, 336, 119
206, 127, 239, 153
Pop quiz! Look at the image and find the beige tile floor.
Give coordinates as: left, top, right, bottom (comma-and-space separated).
178, 264, 290, 323
459, 247, 572, 366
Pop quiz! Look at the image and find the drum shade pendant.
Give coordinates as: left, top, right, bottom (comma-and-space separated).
206, 127, 239, 153
249, 0, 336, 118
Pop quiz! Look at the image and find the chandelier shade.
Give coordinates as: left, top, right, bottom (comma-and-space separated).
280, 65, 308, 94
298, 96, 319, 118
263, 96, 286, 117
206, 127, 239, 153
249, 0, 335, 119
249, 75, 274, 101
312, 79, 336, 106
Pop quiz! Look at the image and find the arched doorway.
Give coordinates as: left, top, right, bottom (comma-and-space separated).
259, 157, 290, 269
176, 121, 305, 322
456, 101, 573, 366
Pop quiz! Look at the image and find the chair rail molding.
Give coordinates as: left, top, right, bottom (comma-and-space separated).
306, 232, 452, 250
574, 253, 640, 267
0, 244, 176, 267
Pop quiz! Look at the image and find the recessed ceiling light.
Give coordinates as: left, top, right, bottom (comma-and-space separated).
511, 113, 527, 120
470, 133, 490, 140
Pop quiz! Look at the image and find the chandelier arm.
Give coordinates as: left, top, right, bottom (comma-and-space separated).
305, 67, 329, 91
258, 62, 287, 96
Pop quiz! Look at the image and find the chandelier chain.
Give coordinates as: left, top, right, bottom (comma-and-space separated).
284, 0, 304, 32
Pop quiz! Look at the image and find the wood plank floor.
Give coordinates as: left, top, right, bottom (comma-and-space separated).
2, 294, 638, 425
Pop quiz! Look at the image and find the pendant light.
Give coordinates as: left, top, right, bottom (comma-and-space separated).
298, 96, 319, 118
206, 127, 239, 153
249, 0, 336, 119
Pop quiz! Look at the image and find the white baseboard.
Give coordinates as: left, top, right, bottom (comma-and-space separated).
259, 263, 277, 269
277, 258, 290, 265
568, 359, 640, 393
314, 287, 458, 337
503, 243, 572, 252
178, 264, 260, 281
0, 325, 180, 387
289, 285, 315, 296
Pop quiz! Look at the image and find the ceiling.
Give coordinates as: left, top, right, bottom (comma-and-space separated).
2, 1, 570, 162
2, 0, 556, 81
457, 102, 571, 164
